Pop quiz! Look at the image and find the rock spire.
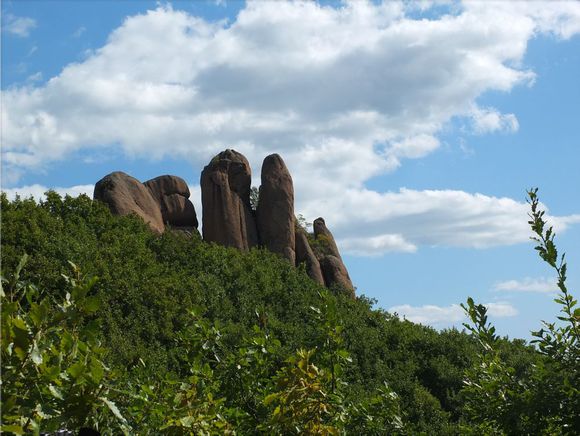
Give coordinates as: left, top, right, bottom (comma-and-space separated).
200, 149, 258, 250
257, 154, 296, 264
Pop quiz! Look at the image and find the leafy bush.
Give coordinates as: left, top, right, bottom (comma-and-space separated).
2, 191, 544, 433
461, 189, 580, 435
1, 257, 129, 434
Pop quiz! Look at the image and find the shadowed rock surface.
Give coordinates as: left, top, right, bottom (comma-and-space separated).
319, 254, 355, 297
295, 228, 325, 285
144, 175, 198, 229
313, 217, 342, 260
257, 154, 295, 263
94, 171, 164, 234
200, 149, 258, 250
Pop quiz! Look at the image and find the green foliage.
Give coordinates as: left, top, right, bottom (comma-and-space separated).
2, 191, 543, 433
295, 214, 312, 232
461, 189, 580, 435
1, 257, 129, 434
250, 186, 259, 211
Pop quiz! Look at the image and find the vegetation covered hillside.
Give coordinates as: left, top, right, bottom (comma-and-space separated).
1, 192, 576, 434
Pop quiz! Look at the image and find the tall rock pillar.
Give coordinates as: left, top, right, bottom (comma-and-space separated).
200, 149, 258, 250
257, 154, 296, 264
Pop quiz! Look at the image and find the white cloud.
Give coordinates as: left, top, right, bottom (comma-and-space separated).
2, 184, 94, 202
485, 301, 519, 317
188, 184, 203, 224
297, 187, 580, 255
3, 14, 37, 38
493, 277, 558, 294
340, 234, 417, 256
390, 300, 517, 327
470, 106, 519, 134
3, 1, 580, 255
4, 1, 579, 177
389, 303, 466, 325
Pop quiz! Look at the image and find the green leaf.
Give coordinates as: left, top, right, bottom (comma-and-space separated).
83, 295, 101, 314
49, 384, 64, 400
100, 397, 128, 425
12, 317, 28, 331
89, 356, 105, 383
1, 425, 25, 435
264, 393, 278, 405
180, 416, 195, 427
31, 341, 43, 365
68, 362, 85, 379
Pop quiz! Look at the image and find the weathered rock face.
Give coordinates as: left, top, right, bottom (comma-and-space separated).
319, 255, 355, 297
295, 228, 325, 285
313, 217, 342, 260
311, 217, 354, 295
94, 171, 165, 234
200, 149, 258, 250
257, 154, 295, 264
144, 175, 198, 229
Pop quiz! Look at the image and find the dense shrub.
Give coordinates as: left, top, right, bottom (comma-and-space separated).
1, 192, 545, 433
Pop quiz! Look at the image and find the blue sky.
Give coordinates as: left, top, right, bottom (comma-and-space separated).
2, 0, 579, 339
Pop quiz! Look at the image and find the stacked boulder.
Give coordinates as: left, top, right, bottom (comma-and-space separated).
144, 175, 198, 230
94, 172, 198, 234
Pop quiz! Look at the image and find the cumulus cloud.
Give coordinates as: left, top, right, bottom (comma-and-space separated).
2, 184, 94, 201
3, 1, 580, 254
390, 300, 517, 327
493, 277, 558, 294
4, 1, 579, 177
299, 187, 580, 255
3, 14, 37, 37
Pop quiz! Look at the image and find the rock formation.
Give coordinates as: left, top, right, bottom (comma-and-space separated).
319, 255, 355, 297
144, 175, 198, 229
94, 172, 198, 234
94, 150, 355, 295
295, 228, 325, 285
200, 149, 258, 250
312, 217, 354, 295
257, 154, 295, 264
94, 171, 165, 234
313, 217, 342, 260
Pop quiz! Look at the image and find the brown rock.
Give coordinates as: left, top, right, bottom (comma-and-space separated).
94, 171, 164, 233
320, 255, 355, 297
200, 149, 258, 250
144, 175, 198, 229
313, 217, 342, 260
257, 154, 295, 263
295, 228, 325, 285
